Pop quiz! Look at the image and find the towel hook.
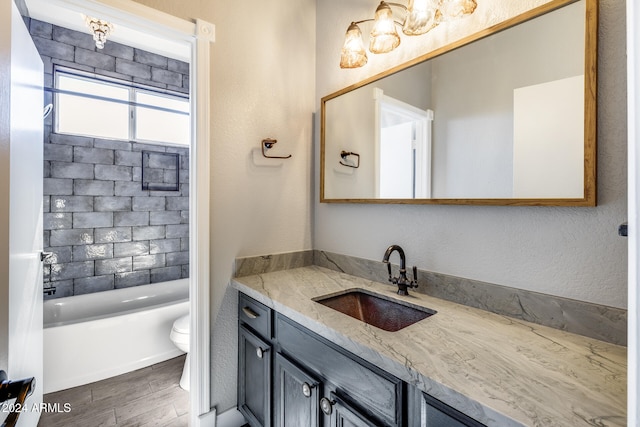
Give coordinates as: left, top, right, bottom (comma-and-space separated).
262, 138, 291, 159
339, 150, 360, 168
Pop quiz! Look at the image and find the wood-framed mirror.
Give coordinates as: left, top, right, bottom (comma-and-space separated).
320, 0, 597, 206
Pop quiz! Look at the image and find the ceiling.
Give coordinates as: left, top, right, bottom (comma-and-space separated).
22, 0, 191, 62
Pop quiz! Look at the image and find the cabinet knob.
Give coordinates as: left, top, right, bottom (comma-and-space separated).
301, 382, 315, 397
320, 397, 335, 416
256, 346, 268, 359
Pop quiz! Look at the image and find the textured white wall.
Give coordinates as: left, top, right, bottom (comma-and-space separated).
316, 0, 628, 309
132, 0, 316, 413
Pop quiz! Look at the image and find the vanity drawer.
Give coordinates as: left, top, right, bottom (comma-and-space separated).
239, 293, 272, 340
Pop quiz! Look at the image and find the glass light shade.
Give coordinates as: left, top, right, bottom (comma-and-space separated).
340, 23, 368, 68
438, 0, 478, 22
403, 0, 439, 36
369, 2, 401, 54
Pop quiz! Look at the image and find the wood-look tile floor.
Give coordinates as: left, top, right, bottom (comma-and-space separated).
38, 355, 189, 427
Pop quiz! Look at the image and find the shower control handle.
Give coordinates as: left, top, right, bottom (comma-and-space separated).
40, 251, 54, 262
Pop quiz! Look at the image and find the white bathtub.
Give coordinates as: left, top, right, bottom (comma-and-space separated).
43, 279, 189, 393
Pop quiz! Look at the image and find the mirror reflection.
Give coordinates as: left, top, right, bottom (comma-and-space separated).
321, 0, 595, 205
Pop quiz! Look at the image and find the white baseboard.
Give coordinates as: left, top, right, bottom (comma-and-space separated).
216, 408, 247, 427
196, 407, 246, 427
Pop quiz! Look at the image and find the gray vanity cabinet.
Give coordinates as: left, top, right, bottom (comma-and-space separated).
238, 292, 486, 427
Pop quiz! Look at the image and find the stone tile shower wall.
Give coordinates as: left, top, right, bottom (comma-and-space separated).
25, 18, 191, 299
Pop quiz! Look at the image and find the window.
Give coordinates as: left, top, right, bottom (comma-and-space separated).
54, 68, 190, 145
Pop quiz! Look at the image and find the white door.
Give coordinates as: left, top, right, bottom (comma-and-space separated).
0, 3, 45, 426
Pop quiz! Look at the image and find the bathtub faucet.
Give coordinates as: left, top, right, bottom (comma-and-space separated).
43, 286, 56, 296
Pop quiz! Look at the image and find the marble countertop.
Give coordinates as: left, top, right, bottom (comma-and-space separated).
231, 266, 626, 427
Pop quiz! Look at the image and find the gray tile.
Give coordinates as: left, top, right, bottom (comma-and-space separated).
29, 19, 53, 38
94, 139, 132, 151
150, 211, 182, 225
132, 226, 165, 241
50, 161, 94, 179
132, 143, 166, 153
142, 168, 164, 183
73, 243, 114, 261
114, 211, 149, 227
50, 229, 94, 246
52, 26, 95, 50
96, 257, 133, 275
44, 196, 51, 213
95, 164, 133, 181
32, 36, 74, 61
95, 227, 132, 244
51, 57, 94, 74
44, 178, 73, 196
180, 211, 189, 224
43, 230, 50, 248
49, 133, 94, 148
114, 181, 148, 197
166, 197, 189, 211
151, 68, 182, 86
167, 58, 189, 74
132, 197, 166, 211
150, 239, 181, 254
74, 179, 114, 196
166, 251, 189, 266
115, 271, 150, 288
115, 150, 142, 167
116, 58, 151, 80
166, 224, 189, 239
44, 143, 73, 162
133, 254, 165, 271
181, 237, 189, 251
73, 212, 114, 228
44, 213, 72, 230
132, 166, 142, 182
181, 264, 189, 278
150, 266, 182, 283
50, 196, 94, 212
50, 261, 94, 281
74, 275, 115, 295
43, 246, 72, 265
100, 42, 134, 61
145, 152, 177, 169
44, 160, 51, 179
114, 241, 150, 257
75, 48, 116, 71
94, 196, 132, 212
74, 146, 114, 165
134, 49, 168, 68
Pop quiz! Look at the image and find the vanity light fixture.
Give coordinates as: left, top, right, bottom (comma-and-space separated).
340, 0, 478, 69
84, 16, 114, 49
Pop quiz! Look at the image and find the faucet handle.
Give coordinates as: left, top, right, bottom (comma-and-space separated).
410, 266, 419, 288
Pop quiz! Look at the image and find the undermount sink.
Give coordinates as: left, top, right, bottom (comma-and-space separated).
313, 289, 435, 332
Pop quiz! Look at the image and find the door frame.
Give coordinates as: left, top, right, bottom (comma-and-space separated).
24, 0, 214, 424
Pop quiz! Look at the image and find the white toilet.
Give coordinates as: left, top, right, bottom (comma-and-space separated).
170, 314, 190, 391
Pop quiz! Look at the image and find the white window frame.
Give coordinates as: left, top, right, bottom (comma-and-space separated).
53, 66, 190, 146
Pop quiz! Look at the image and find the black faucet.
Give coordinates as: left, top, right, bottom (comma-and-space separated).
382, 245, 418, 295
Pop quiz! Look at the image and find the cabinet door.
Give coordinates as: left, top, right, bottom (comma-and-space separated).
324, 393, 384, 427
274, 353, 321, 427
239, 325, 272, 427
413, 391, 485, 427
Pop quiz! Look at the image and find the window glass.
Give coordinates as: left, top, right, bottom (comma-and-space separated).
56, 74, 130, 140
135, 92, 190, 145
54, 70, 190, 146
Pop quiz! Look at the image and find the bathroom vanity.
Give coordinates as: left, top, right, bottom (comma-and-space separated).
232, 266, 626, 426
